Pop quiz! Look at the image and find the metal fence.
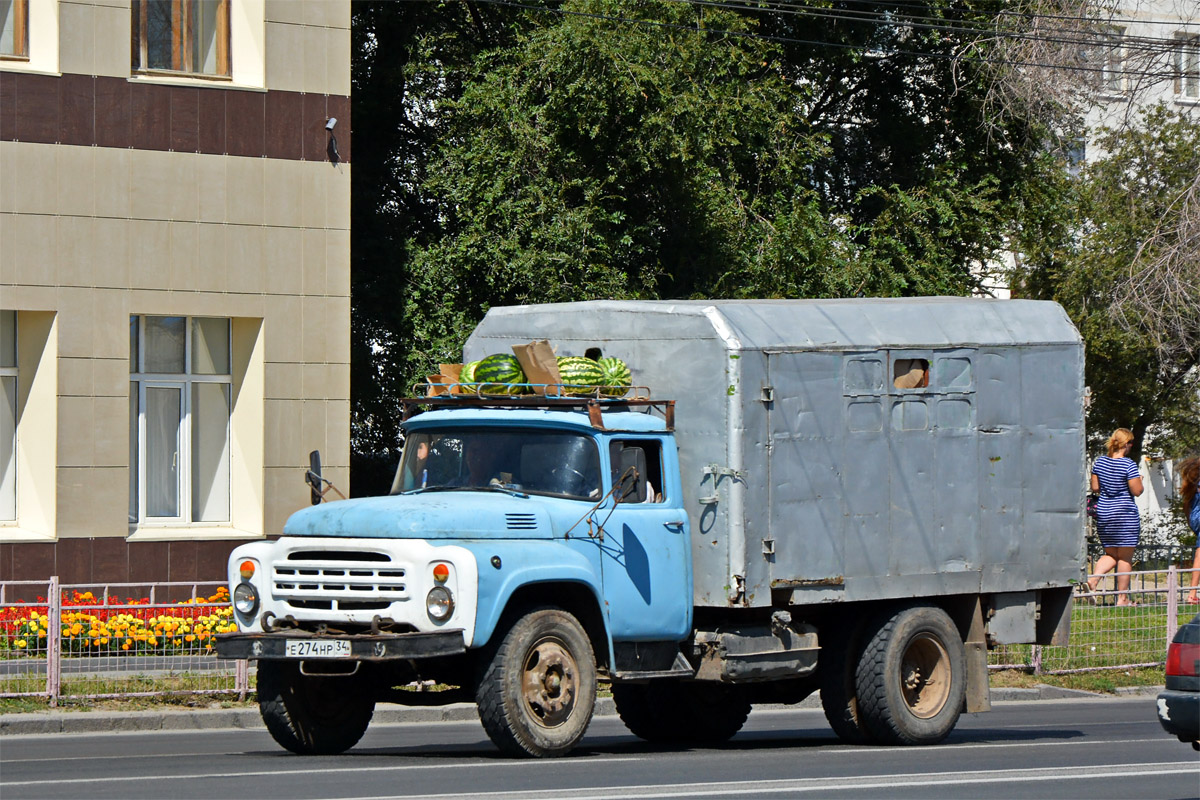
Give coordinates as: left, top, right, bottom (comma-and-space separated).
2, 569, 1196, 704
989, 565, 1198, 674
0, 579, 249, 706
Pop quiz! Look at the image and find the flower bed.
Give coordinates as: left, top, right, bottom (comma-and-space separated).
1, 588, 236, 657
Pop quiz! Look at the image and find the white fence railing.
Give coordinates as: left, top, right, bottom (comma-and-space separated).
1, 579, 249, 706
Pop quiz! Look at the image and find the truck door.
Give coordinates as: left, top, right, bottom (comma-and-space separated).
598, 438, 692, 641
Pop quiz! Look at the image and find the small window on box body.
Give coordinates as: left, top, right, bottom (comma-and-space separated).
893, 358, 929, 390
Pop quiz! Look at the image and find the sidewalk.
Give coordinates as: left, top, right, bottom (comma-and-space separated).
0, 685, 1164, 737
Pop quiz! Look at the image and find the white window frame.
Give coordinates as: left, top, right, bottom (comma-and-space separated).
1175, 33, 1200, 99
0, 310, 16, 522
1101, 28, 1125, 95
130, 315, 231, 525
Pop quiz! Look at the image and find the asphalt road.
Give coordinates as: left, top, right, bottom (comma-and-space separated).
2, 698, 1196, 800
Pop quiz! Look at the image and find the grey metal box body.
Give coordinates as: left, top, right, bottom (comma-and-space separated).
465, 298, 1086, 610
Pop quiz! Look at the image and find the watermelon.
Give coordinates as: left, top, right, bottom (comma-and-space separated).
458, 360, 481, 390
474, 353, 527, 395
556, 356, 605, 396
597, 356, 632, 398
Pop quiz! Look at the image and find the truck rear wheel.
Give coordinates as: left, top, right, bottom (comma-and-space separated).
819, 624, 872, 744
476, 607, 597, 757
257, 661, 375, 755
612, 681, 751, 744
855, 606, 966, 745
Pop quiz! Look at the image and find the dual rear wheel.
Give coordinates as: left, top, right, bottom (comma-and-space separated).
822, 605, 966, 746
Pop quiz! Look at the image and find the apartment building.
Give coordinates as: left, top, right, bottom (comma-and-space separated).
0, 0, 351, 585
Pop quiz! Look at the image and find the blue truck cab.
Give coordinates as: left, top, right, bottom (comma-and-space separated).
218, 398, 697, 757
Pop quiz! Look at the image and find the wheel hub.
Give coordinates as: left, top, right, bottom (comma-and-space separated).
522, 639, 578, 727
900, 633, 951, 719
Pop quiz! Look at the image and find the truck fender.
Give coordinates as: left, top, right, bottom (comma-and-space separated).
463, 542, 608, 653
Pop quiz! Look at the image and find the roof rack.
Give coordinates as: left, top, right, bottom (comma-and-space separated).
400, 386, 674, 431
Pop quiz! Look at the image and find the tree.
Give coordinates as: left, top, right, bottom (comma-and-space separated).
1014, 105, 1200, 458
348, 0, 1072, 478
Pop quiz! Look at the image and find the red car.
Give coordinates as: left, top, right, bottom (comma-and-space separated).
1158, 611, 1200, 750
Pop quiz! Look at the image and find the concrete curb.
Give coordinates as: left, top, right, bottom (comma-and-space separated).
0, 686, 1164, 737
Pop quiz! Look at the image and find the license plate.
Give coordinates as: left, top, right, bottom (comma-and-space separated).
285, 639, 351, 658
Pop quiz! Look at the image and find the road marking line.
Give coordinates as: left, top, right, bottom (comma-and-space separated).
313, 762, 1200, 800
0, 755, 646, 785
2, 758, 1194, 790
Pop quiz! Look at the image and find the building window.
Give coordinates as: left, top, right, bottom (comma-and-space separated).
1101, 29, 1125, 95
132, 0, 229, 78
130, 316, 231, 524
1, 311, 16, 521
1176, 33, 1200, 99
0, 0, 28, 59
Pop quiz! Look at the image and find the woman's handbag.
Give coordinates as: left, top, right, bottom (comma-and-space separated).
1086, 492, 1099, 519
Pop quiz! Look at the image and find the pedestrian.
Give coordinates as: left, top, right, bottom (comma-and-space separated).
1179, 458, 1200, 605
1086, 428, 1143, 606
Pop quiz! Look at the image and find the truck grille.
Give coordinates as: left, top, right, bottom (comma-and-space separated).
272, 550, 408, 610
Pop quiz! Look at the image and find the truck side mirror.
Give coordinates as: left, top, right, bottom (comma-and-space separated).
306, 450, 323, 505
615, 447, 647, 503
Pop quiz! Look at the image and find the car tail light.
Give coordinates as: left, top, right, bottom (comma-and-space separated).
1165, 641, 1200, 677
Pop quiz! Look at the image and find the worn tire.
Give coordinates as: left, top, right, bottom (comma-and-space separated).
257, 660, 375, 755
476, 607, 597, 757
612, 681, 751, 744
854, 606, 966, 746
819, 622, 873, 744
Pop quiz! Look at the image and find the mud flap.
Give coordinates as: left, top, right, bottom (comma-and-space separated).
965, 597, 991, 713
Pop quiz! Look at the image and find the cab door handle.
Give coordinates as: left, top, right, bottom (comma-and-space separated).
664, 520, 685, 530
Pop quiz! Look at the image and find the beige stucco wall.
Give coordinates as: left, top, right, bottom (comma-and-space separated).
0, 1, 351, 543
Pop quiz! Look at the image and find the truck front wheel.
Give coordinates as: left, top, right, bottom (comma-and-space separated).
476, 607, 597, 757
855, 605, 966, 745
612, 681, 751, 744
257, 661, 375, 755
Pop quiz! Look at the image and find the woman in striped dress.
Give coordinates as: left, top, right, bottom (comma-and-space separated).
1086, 428, 1143, 606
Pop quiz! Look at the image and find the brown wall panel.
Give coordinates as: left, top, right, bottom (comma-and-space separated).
225, 90, 265, 158
94, 76, 131, 150
166, 540, 200, 583
326, 94, 351, 163
1, 72, 349, 162
0, 71, 15, 140
57, 538, 92, 586
60, 74, 96, 147
14, 73, 59, 143
169, 86, 200, 153
92, 537, 131, 584
11, 543, 55, 586
265, 90, 302, 161
128, 541, 169, 584
197, 87, 226, 154
131, 82, 171, 151
301, 92, 328, 163
0, 543, 13, 581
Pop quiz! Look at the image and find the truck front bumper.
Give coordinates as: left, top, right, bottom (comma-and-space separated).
214, 630, 466, 661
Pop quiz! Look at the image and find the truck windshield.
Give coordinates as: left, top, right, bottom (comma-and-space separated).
391, 429, 602, 501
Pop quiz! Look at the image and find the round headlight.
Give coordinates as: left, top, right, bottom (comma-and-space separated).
426, 586, 454, 622
233, 582, 259, 616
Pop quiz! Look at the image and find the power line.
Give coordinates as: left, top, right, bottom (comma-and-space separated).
675, 0, 1194, 58
464, 0, 1191, 80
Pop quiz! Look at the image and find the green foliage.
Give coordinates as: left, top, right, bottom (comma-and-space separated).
350, 1, 1071, 468
1014, 105, 1200, 459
